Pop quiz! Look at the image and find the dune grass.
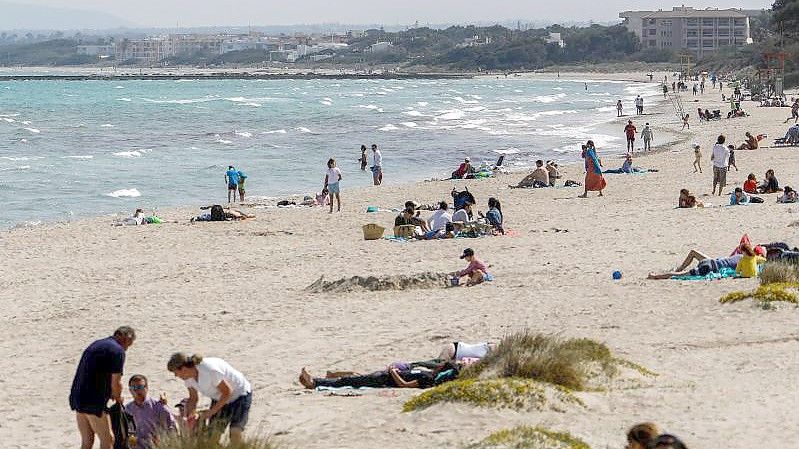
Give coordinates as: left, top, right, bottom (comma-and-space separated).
404, 331, 653, 411
153, 431, 276, 449
466, 426, 590, 449
720, 261, 799, 305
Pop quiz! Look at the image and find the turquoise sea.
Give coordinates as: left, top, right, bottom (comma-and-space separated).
0, 77, 660, 228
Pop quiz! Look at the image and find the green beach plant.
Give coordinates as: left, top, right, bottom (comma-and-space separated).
153, 431, 277, 449
720, 261, 799, 305
465, 426, 591, 449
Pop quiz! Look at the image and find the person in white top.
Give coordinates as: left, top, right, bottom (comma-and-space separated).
451, 202, 473, 224
323, 158, 342, 213
438, 341, 494, 361
710, 134, 730, 196
167, 353, 252, 443
371, 144, 383, 185
427, 201, 452, 236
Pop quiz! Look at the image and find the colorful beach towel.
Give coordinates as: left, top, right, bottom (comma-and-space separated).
671, 267, 737, 281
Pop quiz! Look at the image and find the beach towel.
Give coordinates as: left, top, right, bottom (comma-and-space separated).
671, 267, 737, 281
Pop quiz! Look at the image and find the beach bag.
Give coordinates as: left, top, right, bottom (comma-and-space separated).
108, 403, 135, 449
210, 205, 226, 221
362, 223, 385, 240
749, 196, 764, 203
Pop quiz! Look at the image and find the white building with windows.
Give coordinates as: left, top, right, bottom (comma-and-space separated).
620, 7, 751, 57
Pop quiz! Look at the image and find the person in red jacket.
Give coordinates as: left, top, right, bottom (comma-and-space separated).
624, 120, 637, 153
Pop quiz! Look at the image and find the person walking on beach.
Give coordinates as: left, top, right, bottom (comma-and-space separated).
323, 158, 342, 213
70, 326, 136, 449
624, 120, 637, 153
616, 100, 623, 117
635, 95, 644, 115
579, 141, 606, 198
225, 165, 239, 203
641, 123, 654, 151
727, 145, 738, 172
786, 99, 799, 124
692, 143, 703, 173
359, 145, 368, 171
371, 144, 383, 185
711, 135, 730, 196
168, 353, 252, 444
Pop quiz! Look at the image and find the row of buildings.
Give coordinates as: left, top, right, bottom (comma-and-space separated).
620, 6, 760, 58
77, 31, 391, 63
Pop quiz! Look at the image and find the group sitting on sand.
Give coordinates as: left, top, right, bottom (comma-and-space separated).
394, 193, 504, 239
511, 160, 560, 188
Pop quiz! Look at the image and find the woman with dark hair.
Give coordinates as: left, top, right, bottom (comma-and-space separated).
483, 197, 504, 234
579, 140, 606, 198
167, 353, 252, 443
759, 169, 781, 194
651, 434, 689, 449
626, 422, 659, 449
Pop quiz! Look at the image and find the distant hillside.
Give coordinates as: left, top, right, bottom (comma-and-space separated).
0, 1, 134, 31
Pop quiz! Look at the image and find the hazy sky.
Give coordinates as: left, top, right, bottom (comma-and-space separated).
19, 0, 775, 27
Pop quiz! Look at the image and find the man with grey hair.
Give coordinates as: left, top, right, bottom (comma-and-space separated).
69, 326, 136, 449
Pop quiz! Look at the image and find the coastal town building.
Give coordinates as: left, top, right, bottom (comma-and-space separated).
545, 32, 566, 48
619, 6, 752, 58
76, 44, 116, 58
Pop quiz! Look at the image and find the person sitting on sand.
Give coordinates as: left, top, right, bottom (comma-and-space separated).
453, 248, 490, 286
647, 249, 744, 279
736, 243, 766, 278
299, 361, 459, 390
315, 189, 330, 206
759, 169, 781, 194
479, 197, 504, 234
512, 160, 549, 188
736, 132, 759, 151
452, 202, 474, 224
395, 207, 429, 233
114, 208, 146, 226
786, 124, 799, 144
743, 173, 759, 194
626, 423, 659, 449
678, 189, 703, 208
424, 201, 452, 239
545, 161, 561, 186
730, 187, 750, 206
778, 186, 798, 204
125, 374, 176, 448
451, 157, 473, 179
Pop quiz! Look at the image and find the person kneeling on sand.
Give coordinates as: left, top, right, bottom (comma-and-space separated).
453, 248, 492, 286
678, 189, 703, 208
299, 361, 459, 390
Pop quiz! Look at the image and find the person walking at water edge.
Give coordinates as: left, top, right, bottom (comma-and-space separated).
624, 120, 637, 153
371, 144, 383, 185
579, 141, 606, 198
168, 353, 253, 444
616, 100, 623, 117
635, 95, 644, 115
641, 123, 654, 151
70, 326, 136, 449
236, 169, 248, 203
324, 158, 342, 213
711, 135, 730, 196
359, 145, 368, 171
225, 165, 239, 203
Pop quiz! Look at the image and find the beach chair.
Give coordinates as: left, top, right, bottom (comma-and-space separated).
493, 155, 505, 170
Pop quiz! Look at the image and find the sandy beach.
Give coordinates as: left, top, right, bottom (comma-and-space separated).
2, 71, 799, 448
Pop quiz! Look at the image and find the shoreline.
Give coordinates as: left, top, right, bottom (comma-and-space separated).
0, 73, 474, 81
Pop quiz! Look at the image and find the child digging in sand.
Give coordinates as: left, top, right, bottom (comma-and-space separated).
452, 248, 491, 286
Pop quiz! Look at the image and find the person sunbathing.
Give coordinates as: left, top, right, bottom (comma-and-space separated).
604, 154, 658, 174
736, 243, 766, 278
678, 189, 703, 208
511, 160, 549, 188
437, 341, 494, 362
451, 157, 474, 179
298, 361, 459, 390
736, 132, 759, 151
647, 249, 744, 279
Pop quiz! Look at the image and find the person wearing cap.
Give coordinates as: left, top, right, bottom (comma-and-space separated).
692, 143, 702, 173
452, 157, 473, 179
454, 248, 489, 286
70, 326, 136, 449
167, 353, 252, 444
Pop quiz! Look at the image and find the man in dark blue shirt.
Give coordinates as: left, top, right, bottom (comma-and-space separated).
69, 326, 135, 449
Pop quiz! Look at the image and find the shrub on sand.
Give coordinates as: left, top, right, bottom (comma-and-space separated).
466, 426, 591, 449
153, 431, 276, 449
402, 377, 582, 412
720, 262, 799, 305
759, 261, 799, 285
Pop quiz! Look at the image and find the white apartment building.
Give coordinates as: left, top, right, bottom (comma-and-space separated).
76, 44, 116, 57
620, 7, 751, 58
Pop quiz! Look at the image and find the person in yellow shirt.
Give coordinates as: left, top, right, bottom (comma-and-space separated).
736, 243, 767, 278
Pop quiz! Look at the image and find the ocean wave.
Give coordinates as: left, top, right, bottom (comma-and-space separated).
63, 155, 94, 159
101, 124, 115, 128
262, 129, 287, 134
107, 188, 141, 198
320, 100, 333, 106
463, 106, 486, 112
216, 139, 233, 144
401, 122, 418, 128
379, 124, 399, 131
234, 131, 252, 138
403, 110, 424, 117
296, 127, 313, 133
0, 113, 19, 117
453, 96, 480, 104
1, 117, 16, 123
143, 97, 216, 104
494, 148, 520, 155
113, 149, 152, 158
417, 102, 429, 107
436, 110, 466, 120
532, 93, 567, 103
225, 96, 274, 103
115, 85, 125, 89
24, 127, 40, 133
117, 98, 133, 102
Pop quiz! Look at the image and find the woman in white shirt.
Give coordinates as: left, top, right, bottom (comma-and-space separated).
167, 353, 252, 443
323, 158, 342, 213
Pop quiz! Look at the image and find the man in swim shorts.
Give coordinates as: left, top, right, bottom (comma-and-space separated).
225, 165, 239, 203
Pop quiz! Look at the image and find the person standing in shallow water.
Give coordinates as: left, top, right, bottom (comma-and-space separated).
579, 140, 606, 198
225, 165, 239, 203
358, 145, 368, 171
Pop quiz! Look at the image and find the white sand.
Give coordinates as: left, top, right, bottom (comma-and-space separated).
2, 72, 799, 448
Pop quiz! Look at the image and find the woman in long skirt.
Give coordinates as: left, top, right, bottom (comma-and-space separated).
579, 140, 606, 198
